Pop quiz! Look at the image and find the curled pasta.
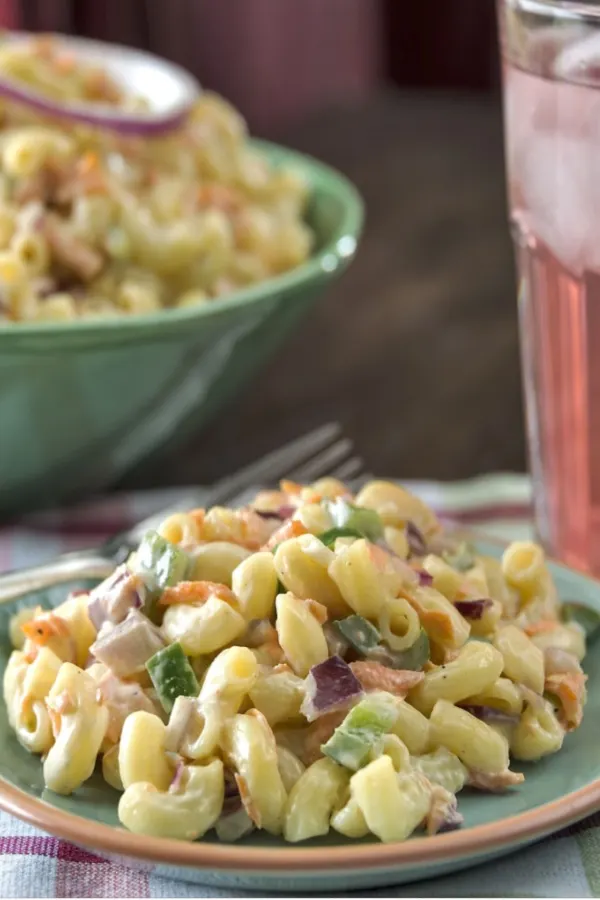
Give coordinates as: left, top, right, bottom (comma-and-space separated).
429, 699, 510, 774
409, 641, 504, 715
377, 596, 421, 651
274, 535, 348, 618
231, 551, 278, 620
118, 759, 224, 839
158, 512, 202, 546
411, 746, 468, 794
199, 646, 258, 716
351, 755, 431, 843
119, 710, 172, 790
275, 593, 328, 678
276, 745, 306, 792
328, 539, 401, 619
249, 667, 305, 727
223, 711, 287, 834
43, 663, 109, 794
511, 697, 564, 761
283, 757, 348, 842
189, 542, 252, 586
330, 795, 369, 839
463, 676, 524, 717
493, 625, 545, 694
405, 585, 471, 651
161, 596, 246, 656
389, 699, 430, 754
15, 647, 62, 753
502, 541, 547, 600
355, 480, 440, 537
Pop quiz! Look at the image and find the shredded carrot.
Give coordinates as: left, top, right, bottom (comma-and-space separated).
272, 663, 293, 675
349, 661, 424, 696
303, 710, 347, 766
300, 489, 323, 504
263, 519, 308, 550
77, 151, 100, 176
367, 542, 391, 570
32, 36, 54, 59
523, 619, 559, 637
235, 773, 261, 826
196, 184, 240, 212
54, 53, 76, 74
280, 480, 303, 496
188, 508, 206, 530
18, 695, 33, 720
304, 598, 328, 625
545, 672, 587, 731
159, 580, 237, 607
22, 613, 70, 645
402, 589, 455, 644
258, 640, 284, 665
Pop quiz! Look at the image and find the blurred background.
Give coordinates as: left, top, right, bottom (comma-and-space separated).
2, 0, 521, 490
5, 1, 500, 130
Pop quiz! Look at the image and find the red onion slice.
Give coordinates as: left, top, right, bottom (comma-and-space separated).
0, 33, 199, 135
454, 599, 493, 620
254, 505, 296, 521
300, 655, 363, 722
406, 521, 427, 557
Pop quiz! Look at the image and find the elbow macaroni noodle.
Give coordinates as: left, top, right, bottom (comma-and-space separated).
0, 36, 313, 323
1, 478, 592, 844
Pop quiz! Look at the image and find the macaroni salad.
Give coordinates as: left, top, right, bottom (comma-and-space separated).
0, 35, 312, 322
3, 479, 593, 844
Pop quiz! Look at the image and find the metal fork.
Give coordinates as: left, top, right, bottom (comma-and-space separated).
0, 422, 367, 603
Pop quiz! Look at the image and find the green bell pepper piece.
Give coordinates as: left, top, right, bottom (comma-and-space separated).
442, 542, 476, 573
131, 530, 190, 622
146, 642, 199, 714
317, 526, 363, 548
334, 615, 381, 654
367, 628, 430, 671
321, 692, 398, 770
325, 499, 384, 542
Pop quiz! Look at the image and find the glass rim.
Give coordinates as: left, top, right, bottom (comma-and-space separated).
507, 0, 600, 21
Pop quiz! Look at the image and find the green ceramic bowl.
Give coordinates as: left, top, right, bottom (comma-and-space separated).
0, 141, 362, 518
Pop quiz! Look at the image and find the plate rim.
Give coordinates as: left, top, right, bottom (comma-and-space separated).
0, 540, 599, 873
0, 771, 597, 872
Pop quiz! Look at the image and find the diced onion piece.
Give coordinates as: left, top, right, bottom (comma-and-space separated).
300, 655, 362, 722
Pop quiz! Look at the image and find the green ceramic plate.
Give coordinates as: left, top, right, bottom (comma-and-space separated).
0, 539, 599, 892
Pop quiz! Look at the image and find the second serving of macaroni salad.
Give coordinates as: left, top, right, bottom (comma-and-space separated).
3, 479, 593, 844
0, 35, 312, 322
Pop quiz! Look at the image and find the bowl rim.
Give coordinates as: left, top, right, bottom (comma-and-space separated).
0, 538, 598, 874
0, 140, 363, 347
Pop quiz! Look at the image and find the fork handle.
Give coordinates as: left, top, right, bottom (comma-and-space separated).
0, 555, 115, 604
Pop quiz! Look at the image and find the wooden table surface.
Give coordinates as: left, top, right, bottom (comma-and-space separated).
123, 89, 526, 491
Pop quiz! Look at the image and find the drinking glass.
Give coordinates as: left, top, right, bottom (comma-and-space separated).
498, 0, 600, 573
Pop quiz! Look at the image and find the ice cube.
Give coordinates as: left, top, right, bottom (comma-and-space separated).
515, 132, 593, 274
526, 24, 588, 77
555, 30, 600, 85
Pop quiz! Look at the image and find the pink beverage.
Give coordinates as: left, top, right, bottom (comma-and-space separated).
499, 1, 600, 573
